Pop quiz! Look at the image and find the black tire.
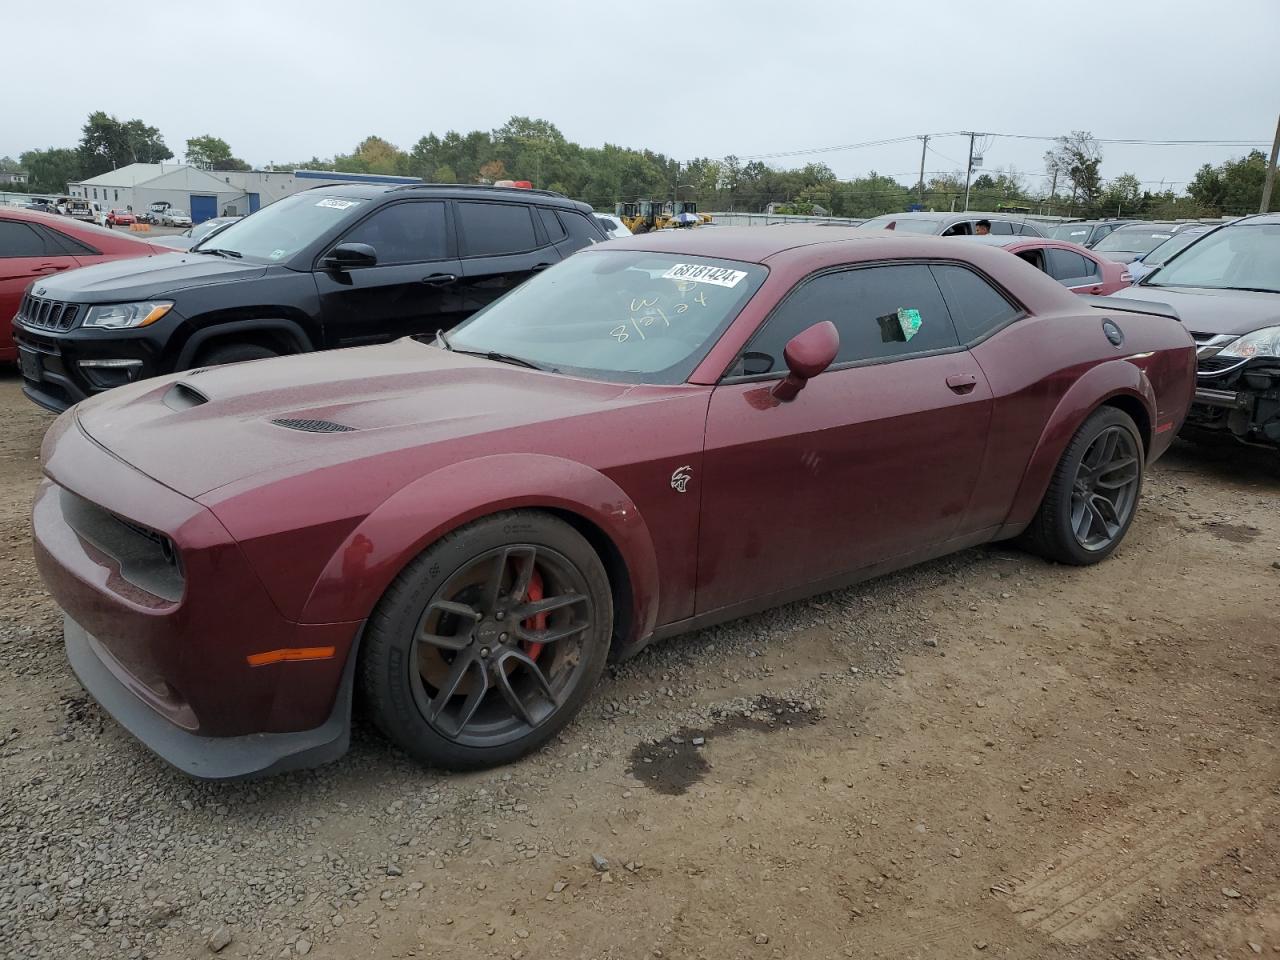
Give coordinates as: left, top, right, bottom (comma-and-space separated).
1022, 406, 1145, 566
196, 342, 279, 366
359, 510, 613, 770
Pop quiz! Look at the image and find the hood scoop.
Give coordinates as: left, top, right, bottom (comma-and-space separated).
163, 382, 210, 410
270, 417, 356, 434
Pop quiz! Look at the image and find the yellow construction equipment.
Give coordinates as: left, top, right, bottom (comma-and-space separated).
615, 199, 713, 232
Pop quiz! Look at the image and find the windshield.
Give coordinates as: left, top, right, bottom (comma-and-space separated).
1094, 225, 1176, 254
860, 215, 941, 234
191, 193, 364, 261
1050, 223, 1094, 244
446, 250, 768, 384
1143, 229, 1210, 267
1145, 221, 1280, 292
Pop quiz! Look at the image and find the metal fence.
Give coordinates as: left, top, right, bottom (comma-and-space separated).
703, 212, 868, 227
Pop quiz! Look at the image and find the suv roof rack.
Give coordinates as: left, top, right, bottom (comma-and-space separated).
389, 182, 569, 199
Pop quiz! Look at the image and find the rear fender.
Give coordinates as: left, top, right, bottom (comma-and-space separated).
299, 453, 660, 648
1002, 359, 1156, 532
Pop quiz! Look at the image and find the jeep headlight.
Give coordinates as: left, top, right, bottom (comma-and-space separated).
82, 301, 174, 331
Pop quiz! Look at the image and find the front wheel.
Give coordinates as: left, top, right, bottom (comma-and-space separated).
359, 511, 613, 770
1022, 406, 1145, 565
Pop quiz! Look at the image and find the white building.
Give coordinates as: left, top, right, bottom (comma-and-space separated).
66, 164, 421, 223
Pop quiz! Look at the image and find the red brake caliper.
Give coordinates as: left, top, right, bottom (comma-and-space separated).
524, 568, 547, 661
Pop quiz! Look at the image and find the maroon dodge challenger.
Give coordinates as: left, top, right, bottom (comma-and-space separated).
32, 228, 1197, 778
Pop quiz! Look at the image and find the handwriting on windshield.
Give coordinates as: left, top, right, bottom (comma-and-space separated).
610, 291, 711, 343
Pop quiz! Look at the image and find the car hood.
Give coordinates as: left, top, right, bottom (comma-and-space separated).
29, 251, 268, 302
73, 340, 641, 499
1112, 285, 1280, 336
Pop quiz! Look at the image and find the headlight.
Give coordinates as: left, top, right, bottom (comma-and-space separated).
82, 301, 173, 331
1219, 325, 1280, 360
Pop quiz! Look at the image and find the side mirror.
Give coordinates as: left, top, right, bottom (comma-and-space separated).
323, 242, 378, 270
772, 320, 839, 402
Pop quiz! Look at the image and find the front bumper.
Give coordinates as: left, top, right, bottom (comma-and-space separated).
65, 615, 358, 779
33, 415, 363, 777
13, 314, 174, 412
1187, 358, 1280, 448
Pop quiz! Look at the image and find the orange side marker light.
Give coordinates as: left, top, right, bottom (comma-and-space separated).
246, 646, 336, 667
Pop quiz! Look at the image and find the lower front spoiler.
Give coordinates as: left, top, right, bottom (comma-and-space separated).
66, 615, 360, 780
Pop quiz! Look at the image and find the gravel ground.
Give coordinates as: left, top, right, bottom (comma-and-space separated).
1, 369, 1277, 959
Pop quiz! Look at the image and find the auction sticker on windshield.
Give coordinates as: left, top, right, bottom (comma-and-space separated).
661, 263, 748, 288
315, 198, 360, 210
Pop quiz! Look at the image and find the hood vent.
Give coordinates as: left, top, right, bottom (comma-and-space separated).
163, 382, 209, 410
270, 417, 356, 434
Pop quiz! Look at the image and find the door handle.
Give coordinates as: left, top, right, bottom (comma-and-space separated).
421, 273, 457, 286
945, 373, 978, 393
530, 262, 555, 273
35, 264, 70, 273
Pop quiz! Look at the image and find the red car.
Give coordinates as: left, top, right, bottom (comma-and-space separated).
32, 229, 1196, 778
106, 210, 137, 227
971, 235, 1131, 295
1, 208, 167, 364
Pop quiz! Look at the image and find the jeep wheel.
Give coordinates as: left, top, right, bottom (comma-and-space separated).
359, 511, 613, 770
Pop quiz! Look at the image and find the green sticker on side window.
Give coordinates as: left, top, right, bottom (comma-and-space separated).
897, 307, 923, 341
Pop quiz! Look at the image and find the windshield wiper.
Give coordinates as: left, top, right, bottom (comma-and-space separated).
196, 247, 242, 259
452, 348, 545, 371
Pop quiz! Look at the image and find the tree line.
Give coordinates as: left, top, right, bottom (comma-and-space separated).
5, 113, 1275, 219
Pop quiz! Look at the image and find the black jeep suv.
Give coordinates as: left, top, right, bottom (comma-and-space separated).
13, 183, 608, 411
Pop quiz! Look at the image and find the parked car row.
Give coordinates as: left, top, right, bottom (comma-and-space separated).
12, 183, 610, 410
30, 225, 1198, 777
12, 162, 1279, 779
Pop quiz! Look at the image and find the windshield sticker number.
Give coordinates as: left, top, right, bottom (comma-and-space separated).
662, 263, 747, 288
316, 198, 359, 210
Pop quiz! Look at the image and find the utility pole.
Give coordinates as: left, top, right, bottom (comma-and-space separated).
917, 135, 929, 207
1048, 167, 1058, 217
962, 132, 977, 212
1260, 113, 1280, 214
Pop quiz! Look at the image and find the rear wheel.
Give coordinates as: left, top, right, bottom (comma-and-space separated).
359, 511, 613, 770
1022, 406, 1144, 565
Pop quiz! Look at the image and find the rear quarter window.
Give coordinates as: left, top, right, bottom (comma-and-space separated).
930, 264, 1021, 342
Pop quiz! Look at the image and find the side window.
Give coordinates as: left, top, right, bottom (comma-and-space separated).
930, 264, 1021, 342
537, 207, 566, 242
941, 221, 971, 236
342, 201, 447, 265
739, 264, 958, 375
42, 227, 98, 257
457, 202, 538, 258
1016, 249, 1046, 273
0, 220, 50, 258
989, 220, 1015, 235
558, 210, 603, 246
1046, 248, 1099, 285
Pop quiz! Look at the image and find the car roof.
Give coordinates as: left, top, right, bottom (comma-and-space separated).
606, 224, 1058, 266
0, 206, 161, 246
864, 210, 1037, 224
306, 181, 589, 210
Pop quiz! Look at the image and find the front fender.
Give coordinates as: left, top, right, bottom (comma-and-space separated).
1003, 359, 1156, 531
298, 453, 661, 648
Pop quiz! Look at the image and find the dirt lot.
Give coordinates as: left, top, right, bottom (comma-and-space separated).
1, 368, 1277, 960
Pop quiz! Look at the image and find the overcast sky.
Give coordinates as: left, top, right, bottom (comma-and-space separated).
6, 0, 1279, 192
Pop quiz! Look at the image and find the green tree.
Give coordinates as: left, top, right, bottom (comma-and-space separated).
1188, 150, 1275, 214
1101, 173, 1143, 216
19, 147, 82, 193
78, 111, 171, 176
185, 135, 249, 171
1044, 131, 1102, 209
